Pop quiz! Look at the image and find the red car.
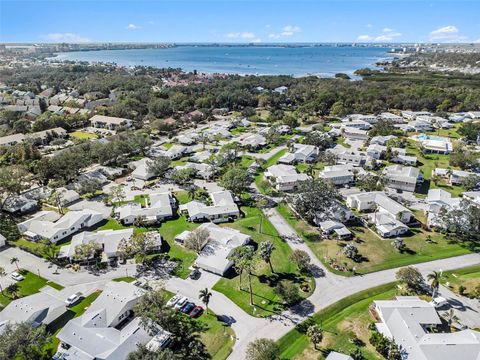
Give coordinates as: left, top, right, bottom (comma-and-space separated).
189, 305, 204, 318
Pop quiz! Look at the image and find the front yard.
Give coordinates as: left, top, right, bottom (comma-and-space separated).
0, 270, 63, 308
277, 282, 397, 360
213, 205, 315, 317
440, 265, 480, 298
277, 204, 471, 276
198, 311, 236, 360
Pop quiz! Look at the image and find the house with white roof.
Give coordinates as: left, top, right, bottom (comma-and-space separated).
115, 192, 175, 225
374, 296, 480, 360
56, 281, 171, 360
57, 228, 133, 261
238, 133, 267, 149
264, 164, 310, 191
366, 144, 387, 159
179, 190, 240, 223
175, 222, 250, 275
402, 111, 432, 120
342, 127, 369, 141
346, 191, 413, 224
433, 168, 478, 185
0, 234, 6, 248
319, 164, 356, 186
370, 135, 395, 145
425, 189, 461, 229
326, 352, 353, 360
318, 220, 352, 239
409, 119, 433, 132
382, 165, 421, 192
379, 112, 404, 123
341, 118, 372, 130
18, 209, 104, 243
278, 143, 318, 164
390, 148, 417, 166
175, 162, 214, 180
90, 114, 132, 130
416, 136, 453, 154
348, 114, 378, 124
129, 158, 155, 180
329, 145, 371, 167
0, 291, 67, 332
463, 191, 480, 205
164, 144, 186, 160
368, 212, 409, 237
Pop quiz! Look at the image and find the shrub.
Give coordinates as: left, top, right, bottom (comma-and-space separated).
274, 280, 301, 306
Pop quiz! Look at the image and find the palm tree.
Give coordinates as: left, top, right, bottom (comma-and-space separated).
10, 257, 20, 271
259, 241, 275, 273
6, 283, 20, 299
199, 288, 212, 313
427, 271, 442, 298
443, 309, 460, 328
187, 186, 197, 200
0, 266, 6, 295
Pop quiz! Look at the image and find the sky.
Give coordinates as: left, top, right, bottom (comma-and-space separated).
0, 0, 479, 44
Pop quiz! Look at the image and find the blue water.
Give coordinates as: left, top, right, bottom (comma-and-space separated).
53, 45, 393, 77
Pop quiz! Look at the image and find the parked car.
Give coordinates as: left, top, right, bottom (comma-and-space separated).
189, 305, 204, 318
181, 302, 195, 314
167, 294, 183, 307
189, 269, 201, 280
11, 271, 24, 281
174, 297, 188, 310
65, 292, 83, 306
430, 296, 449, 308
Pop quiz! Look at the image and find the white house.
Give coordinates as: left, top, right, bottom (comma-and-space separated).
0, 291, 67, 332
341, 119, 372, 130
318, 220, 352, 239
264, 164, 310, 192
175, 223, 250, 275
382, 165, 421, 192
425, 189, 461, 229
433, 168, 478, 185
129, 158, 155, 180
175, 162, 213, 180
370, 135, 395, 145
366, 144, 387, 159
56, 281, 171, 360
374, 296, 480, 360
18, 209, 104, 243
238, 133, 267, 149
0, 233, 5, 248
164, 144, 186, 160
379, 112, 404, 124
116, 192, 175, 225
346, 191, 413, 224
326, 352, 353, 360
369, 212, 409, 237
342, 127, 369, 141
90, 114, 132, 130
390, 148, 417, 165
279, 144, 319, 164
318, 164, 357, 186
179, 190, 240, 223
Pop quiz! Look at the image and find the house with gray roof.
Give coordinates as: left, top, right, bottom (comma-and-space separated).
115, 192, 175, 226
382, 165, 421, 192
264, 164, 310, 192
56, 281, 171, 360
374, 296, 480, 360
90, 114, 132, 131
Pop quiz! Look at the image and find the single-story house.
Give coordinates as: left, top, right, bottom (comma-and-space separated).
175, 222, 250, 275
319, 164, 356, 186
115, 192, 175, 225
18, 209, 104, 243
382, 165, 421, 192
369, 212, 409, 238
179, 190, 239, 223
278, 144, 319, 164
264, 164, 310, 192
318, 220, 352, 239
90, 114, 132, 130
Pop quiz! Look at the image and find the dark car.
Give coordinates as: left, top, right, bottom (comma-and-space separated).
189, 305, 204, 318
181, 302, 195, 314
189, 268, 201, 280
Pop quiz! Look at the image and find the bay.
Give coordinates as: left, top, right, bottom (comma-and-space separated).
53, 45, 393, 77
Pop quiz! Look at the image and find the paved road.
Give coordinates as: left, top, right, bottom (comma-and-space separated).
0, 247, 138, 287
225, 207, 480, 360
245, 145, 286, 160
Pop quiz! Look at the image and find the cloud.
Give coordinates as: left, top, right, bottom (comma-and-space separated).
252, 38, 262, 43
357, 28, 402, 42
45, 33, 90, 43
357, 35, 373, 41
366, 24, 373, 28
429, 25, 466, 42
268, 25, 301, 39
227, 32, 257, 39
126, 23, 140, 30
280, 25, 301, 36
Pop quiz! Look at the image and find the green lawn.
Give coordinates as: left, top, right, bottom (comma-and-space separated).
163, 142, 174, 149
440, 265, 480, 297
0, 270, 62, 308
198, 311, 236, 360
277, 283, 397, 360
112, 276, 136, 283
175, 190, 191, 205
277, 203, 470, 276
69, 131, 98, 140
213, 205, 314, 317
98, 216, 198, 279
44, 290, 102, 356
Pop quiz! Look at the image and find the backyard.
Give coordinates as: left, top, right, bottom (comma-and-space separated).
213, 204, 315, 317
277, 203, 471, 276
198, 311, 236, 360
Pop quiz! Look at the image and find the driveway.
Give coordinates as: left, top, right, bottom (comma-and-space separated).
438, 285, 480, 329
